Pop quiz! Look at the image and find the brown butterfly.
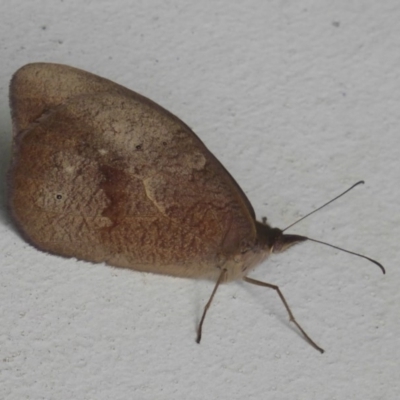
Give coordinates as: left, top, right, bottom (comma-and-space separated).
8, 63, 384, 353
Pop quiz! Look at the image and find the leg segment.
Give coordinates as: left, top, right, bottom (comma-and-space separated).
243, 276, 324, 353
196, 268, 227, 344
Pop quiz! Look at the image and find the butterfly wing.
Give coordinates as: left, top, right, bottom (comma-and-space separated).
9, 63, 257, 279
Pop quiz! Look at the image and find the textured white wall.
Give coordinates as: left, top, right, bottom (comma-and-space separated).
0, 1, 398, 399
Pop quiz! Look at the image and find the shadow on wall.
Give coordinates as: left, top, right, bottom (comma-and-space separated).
0, 107, 14, 228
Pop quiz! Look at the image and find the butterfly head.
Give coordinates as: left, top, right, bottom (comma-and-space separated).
255, 221, 307, 254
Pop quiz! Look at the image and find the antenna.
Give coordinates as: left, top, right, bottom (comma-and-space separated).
305, 237, 385, 274
282, 180, 365, 232
282, 181, 385, 274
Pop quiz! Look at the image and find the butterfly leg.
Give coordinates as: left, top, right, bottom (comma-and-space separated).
243, 276, 324, 353
196, 268, 227, 344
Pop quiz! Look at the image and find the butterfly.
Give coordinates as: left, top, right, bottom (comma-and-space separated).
8, 63, 384, 352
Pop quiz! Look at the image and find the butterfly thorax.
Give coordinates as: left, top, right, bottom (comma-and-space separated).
224, 221, 308, 282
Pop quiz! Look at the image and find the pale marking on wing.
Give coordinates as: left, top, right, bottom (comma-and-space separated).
140, 175, 223, 248
142, 176, 167, 215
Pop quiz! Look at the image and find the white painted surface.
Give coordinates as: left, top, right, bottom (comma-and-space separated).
0, 1, 398, 399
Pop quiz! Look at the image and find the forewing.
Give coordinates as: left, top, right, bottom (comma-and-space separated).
9, 63, 257, 277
